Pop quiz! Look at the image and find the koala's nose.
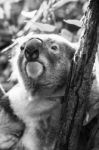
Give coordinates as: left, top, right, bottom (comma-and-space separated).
24, 38, 43, 61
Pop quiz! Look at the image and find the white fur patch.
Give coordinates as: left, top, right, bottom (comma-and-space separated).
26, 62, 43, 79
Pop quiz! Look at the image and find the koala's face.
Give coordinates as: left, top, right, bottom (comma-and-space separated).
17, 34, 75, 97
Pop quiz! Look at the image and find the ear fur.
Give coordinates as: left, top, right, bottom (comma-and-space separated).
64, 41, 77, 60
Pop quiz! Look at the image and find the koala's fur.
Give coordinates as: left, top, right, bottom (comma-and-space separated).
0, 34, 99, 150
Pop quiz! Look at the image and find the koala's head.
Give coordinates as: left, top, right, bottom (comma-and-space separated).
15, 34, 75, 97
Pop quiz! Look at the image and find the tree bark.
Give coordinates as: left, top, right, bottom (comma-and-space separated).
54, 0, 99, 150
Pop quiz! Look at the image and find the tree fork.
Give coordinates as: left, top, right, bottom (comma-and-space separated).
54, 0, 99, 150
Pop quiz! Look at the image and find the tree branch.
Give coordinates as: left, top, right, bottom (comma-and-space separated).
54, 0, 99, 150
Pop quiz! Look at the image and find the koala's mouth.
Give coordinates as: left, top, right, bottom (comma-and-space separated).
26, 61, 44, 79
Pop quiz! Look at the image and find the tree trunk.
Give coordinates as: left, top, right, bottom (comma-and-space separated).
54, 0, 99, 150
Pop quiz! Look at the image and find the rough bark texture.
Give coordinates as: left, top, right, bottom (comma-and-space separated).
54, 0, 99, 150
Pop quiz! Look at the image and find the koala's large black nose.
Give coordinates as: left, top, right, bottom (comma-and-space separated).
24, 38, 43, 61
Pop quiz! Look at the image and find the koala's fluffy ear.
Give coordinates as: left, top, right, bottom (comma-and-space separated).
1, 43, 18, 59
65, 43, 76, 60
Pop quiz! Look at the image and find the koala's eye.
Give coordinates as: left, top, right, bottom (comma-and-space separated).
51, 44, 59, 52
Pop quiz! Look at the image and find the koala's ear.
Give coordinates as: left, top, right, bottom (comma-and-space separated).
1, 42, 19, 59
64, 43, 76, 60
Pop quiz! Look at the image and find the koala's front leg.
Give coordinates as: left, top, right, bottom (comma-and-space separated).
0, 85, 25, 150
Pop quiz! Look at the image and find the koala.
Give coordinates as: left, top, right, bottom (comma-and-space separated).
0, 33, 98, 150
0, 34, 76, 150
